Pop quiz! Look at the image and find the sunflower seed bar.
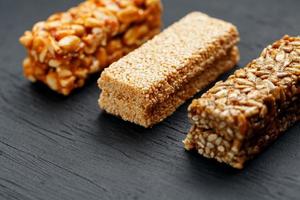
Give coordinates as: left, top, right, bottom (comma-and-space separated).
19, 0, 162, 95
184, 35, 300, 169
98, 12, 240, 127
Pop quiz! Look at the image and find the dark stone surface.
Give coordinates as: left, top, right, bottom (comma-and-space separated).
0, 0, 299, 199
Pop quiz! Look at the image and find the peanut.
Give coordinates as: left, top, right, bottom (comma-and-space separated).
58, 35, 81, 52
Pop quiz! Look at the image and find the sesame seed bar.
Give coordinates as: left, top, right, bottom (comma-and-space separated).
98, 12, 240, 127
19, 0, 162, 95
184, 35, 300, 169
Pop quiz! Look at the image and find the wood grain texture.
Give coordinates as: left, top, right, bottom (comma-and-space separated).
0, 0, 300, 199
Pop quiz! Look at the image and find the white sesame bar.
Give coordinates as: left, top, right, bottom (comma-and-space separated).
19, 0, 162, 95
184, 35, 300, 169
98, 12, 240, 127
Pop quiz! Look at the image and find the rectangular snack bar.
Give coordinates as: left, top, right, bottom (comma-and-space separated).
98, 12, 240, 127
184, 35, 300, 169
19, 0, 162, 95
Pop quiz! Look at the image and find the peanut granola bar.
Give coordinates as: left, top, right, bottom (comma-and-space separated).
98, 12, 240, 127
19, 0, 162, 95
184, 35, 300, 169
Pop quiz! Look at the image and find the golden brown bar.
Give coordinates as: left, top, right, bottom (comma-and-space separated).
98, 12, 240, 127
19, 0, 162, 95
184, 35, 300, 169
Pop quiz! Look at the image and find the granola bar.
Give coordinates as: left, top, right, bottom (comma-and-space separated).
98, 12, 240, 127
19, 0, 162, 95
184, 35, 300, 169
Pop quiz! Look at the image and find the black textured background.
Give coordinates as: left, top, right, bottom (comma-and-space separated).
0, 0, 300, 199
